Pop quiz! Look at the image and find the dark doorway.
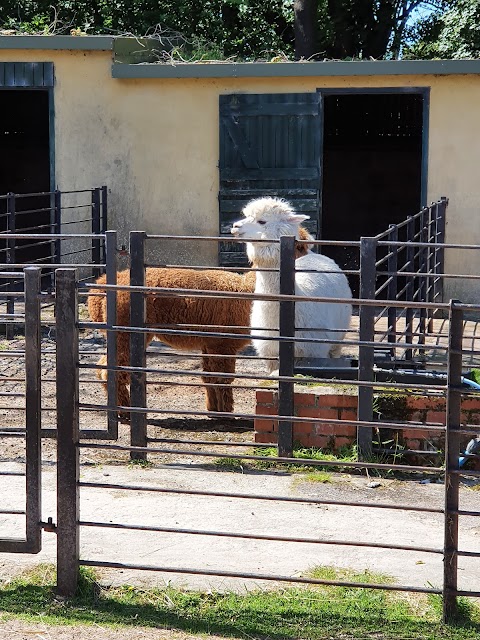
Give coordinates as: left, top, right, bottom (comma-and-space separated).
320, 91, 425, 295
0, 90, 52, 264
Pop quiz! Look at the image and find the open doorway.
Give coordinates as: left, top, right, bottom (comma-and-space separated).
0, 89, 52, 263
320, 90, 426, 295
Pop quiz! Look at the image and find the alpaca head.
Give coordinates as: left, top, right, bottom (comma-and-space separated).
231, 197, 309, 264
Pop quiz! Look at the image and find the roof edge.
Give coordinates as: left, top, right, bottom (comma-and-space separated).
0, 35, 114, 51
112, 58, 480, 79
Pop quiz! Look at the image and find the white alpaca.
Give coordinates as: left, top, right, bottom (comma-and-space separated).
231, 197, 352, 372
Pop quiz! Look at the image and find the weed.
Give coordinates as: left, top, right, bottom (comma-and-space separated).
213, 457, 244, 472
127, 459, 153, 470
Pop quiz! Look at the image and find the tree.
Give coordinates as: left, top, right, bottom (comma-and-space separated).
403, 0, 480, 59
294, 0, 318, 59
0, 0, 460, 61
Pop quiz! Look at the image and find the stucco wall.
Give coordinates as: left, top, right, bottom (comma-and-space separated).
0, 48, 479, 300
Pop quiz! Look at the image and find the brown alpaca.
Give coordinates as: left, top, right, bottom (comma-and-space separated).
88, 228, 313, 416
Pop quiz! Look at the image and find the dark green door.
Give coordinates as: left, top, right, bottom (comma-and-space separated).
219, 92, 322, 266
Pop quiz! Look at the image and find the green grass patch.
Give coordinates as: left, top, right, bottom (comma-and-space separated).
127, 458, 154, 470
293, 471, 333, 484
213, 457, 245, 472
0, 564, 479, 639
253, 444, 358, 473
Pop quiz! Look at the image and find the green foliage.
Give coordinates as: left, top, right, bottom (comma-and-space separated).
404, 0, 480, 59
1, 0, 471, 61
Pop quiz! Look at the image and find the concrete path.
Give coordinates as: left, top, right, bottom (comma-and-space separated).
1, 462, 479, 593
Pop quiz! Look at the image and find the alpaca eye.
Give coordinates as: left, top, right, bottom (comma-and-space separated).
258, 220, 266, 225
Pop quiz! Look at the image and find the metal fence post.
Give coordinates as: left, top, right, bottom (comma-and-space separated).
106, 231, 118, 439
436, 197, 448, 305
129, 231, 147, 460
443, 299, 462, 622
101, 186, 108, 266
418, 207, 428, 350
24, 267, 42, 553
56, 268, 80, 596
358, 237, 377, 459
6, 192, 16, 334
387, 224, 398, 352
278, 236, 296, 458
405, 216, 414, 361
53, 190, 62, 284
91, 188, 101, 279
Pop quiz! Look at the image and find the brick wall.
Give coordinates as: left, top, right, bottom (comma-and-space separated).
255, 388, 480, 454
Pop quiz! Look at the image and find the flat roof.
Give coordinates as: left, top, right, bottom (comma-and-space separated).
112, 58, 480, 79
0, 35, 114, 50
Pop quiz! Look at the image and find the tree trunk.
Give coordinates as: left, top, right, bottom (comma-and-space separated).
294, 0, 318, 60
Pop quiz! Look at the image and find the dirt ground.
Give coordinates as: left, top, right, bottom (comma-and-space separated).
0, 619, 225, 640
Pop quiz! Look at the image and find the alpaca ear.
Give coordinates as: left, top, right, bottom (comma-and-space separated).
287, 213, 310, 223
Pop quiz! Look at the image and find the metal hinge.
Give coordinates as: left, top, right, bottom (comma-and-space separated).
41, 517, 57, 532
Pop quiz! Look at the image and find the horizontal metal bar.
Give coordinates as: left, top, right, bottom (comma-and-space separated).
79, 520, 442, 554
78, 443, 444, 473
85, 283, 451, 310
0, 471, 25, 477
0, 509, 25, 515
0, 233, 105, 239
79, 560, 442, 595
79, 481, 444, 514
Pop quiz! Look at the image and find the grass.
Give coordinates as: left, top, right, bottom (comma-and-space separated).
0, 564, 479, 639
253, 444, 359, 473
214, 457, 245, 472
293, 470, 333, 484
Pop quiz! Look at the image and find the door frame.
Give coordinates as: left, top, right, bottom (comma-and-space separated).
0, 62, 55, 192
316, 86, 430, 234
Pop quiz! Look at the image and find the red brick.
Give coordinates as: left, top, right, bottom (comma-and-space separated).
256, 404, 279, 416
313, 423, 336, 436
426, 412, 446, 426
402, 428, 429, 440
317, 394, 357, 408
334, 395, 358, 409
334, 436, 355, 450
293, 421, 313, 435
256, 390, 277, 404
294, 392, 317, 407
255, 418, 278, 433
461, 398, 480, 411
297, 407, 338, 420
255, 432, 277, 444
407, 397, 445, 411
333, 423, 357, 437
340, 408, 357, 423
310, 434, 330, 449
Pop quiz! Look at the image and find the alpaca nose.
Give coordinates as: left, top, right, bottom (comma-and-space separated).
231, 222, 242, 235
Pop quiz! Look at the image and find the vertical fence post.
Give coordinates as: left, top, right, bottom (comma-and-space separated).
6, 192, 16, 334
101, 186, 108, 267
418, 207, 428, 352
24, 267, 42, 553
129, 231, 147, 460
56, 268, 80, 597
387, 225, 398, 354
436, 197, 447, 305
91, 188, 101, 279
278, 236, 296, 458
106, 231, 118, 439
405, 216, 414, 361
52, 190, 62, 289
358, 237, 377, 459
443, 299, 462, 622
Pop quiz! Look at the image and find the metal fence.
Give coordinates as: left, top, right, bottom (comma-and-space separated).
0, 187, 107, 330
1, 197, 479, 624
